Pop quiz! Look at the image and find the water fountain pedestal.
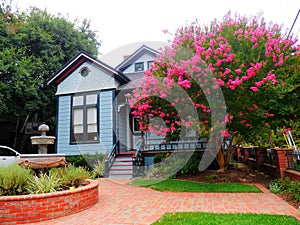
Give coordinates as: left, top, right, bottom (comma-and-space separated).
18, 124, 66, 169
30, 124, 55, 154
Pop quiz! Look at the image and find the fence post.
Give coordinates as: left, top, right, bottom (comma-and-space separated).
273, 148, 294, 178
242, 147, 250, 162
255, 147, 266, 166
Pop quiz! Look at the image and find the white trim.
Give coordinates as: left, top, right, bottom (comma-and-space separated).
116, 45, 159, 71
47, 53, 118, 85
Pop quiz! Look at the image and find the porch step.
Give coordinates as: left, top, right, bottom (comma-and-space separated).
108, 152, 135, 179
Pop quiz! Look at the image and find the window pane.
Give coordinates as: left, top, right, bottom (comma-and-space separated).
87, 132, 98, 141
0, 148, 13, 156
134, 62, 144, 72
73, 96, 84, 106
86, 94, 98, 105
74, 133, 83, 142
88, 124, 97, 133
87, 107, 97, 123
147, 61, 154, 68
74, 109, 83, 125
74, 125, 83, 133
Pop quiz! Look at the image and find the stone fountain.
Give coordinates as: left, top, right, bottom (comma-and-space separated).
18, 124, 66, 169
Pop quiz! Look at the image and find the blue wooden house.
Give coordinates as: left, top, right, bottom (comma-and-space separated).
47, 45, 160, 177
48, 45, 206, 177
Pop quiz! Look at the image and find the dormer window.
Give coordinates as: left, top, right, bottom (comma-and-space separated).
134, 62, 144, 72
79, 66, 90, 77
147, 61, 154, 68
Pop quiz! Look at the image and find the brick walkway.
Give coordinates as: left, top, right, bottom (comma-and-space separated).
32, 178, 299, 225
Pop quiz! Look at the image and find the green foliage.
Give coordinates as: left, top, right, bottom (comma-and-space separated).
90, 159, 105, 178
26, 172, 62, 194
152, 212, 299, 225
179, 152, 205, 175
66, 153, 105, 171
0, 163, 91, 195
148, 152, 208, 178
57, 164, 91, 187
269, 178, 300, 202
153, 153, 168, 164
0, 164, 32, 196
131, 178, 261, 193
0, 4, 100, 150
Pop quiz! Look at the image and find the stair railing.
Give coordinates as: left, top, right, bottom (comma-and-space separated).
133, 139, 144, 177
104, 140, 119, 177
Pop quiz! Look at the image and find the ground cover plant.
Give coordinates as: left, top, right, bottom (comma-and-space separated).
269, 178, 300, 205
151, 212, 299, 225
0, 164, 91, 195
130, 178, 261, 193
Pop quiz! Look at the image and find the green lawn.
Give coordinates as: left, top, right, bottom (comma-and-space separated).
130, 178, 261, 193
151, 212, 299, 225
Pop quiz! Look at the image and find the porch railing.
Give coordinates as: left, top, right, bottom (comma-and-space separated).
104, 140, 119, 177
133, 139, 144, 177
144, 139, 207, 151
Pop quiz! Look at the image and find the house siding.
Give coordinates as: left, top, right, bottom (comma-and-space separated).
56, 62, 116, 96
123, 52, 154, 74
56, 90, 115, 155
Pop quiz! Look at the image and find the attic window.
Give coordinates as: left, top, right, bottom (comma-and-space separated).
79, 67, 90, 77
134, 62, 144, 72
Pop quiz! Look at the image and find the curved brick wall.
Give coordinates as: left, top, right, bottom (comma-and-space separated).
0, 179, 99, 224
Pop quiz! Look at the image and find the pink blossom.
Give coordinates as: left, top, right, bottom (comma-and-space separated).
224, 68, 231, 75
178, 80, 191, 89
218, 79, 225, 86
250, 87, 258, 92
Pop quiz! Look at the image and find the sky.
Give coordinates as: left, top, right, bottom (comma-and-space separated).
13, 0, 300, 62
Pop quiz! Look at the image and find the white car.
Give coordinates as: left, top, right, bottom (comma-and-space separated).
0, 145, 21, 168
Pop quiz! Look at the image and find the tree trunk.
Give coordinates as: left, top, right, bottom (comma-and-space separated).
216, 148, 226, 172
12, 117, 20, 149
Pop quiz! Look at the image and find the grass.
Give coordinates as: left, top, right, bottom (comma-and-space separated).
130, 178, 262, 193
151, 212, 299, 225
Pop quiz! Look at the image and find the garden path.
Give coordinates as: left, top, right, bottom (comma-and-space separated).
30, 178, 300, 225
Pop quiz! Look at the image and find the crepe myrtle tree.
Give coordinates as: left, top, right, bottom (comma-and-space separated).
128, 12, 299, 171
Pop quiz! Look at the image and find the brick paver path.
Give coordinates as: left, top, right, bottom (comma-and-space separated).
33, 178, 299, 225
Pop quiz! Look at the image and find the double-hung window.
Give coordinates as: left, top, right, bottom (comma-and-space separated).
72, 93, 99, 143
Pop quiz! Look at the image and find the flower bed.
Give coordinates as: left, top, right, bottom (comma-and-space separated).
0, 179, 99, 224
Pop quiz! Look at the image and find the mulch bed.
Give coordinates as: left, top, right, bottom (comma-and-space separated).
176, 163, 299, 209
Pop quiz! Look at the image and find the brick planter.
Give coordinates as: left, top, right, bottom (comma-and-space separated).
0, 179, 99, 224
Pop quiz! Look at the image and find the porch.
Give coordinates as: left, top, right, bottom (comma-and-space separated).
104, 138, 208, 178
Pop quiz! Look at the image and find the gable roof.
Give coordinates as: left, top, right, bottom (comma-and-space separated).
47, 51, 130, 86
115, 45, 159, 72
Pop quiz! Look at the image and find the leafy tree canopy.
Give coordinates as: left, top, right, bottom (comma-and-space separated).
0, 1, 100, 149
129, 12, 300, 147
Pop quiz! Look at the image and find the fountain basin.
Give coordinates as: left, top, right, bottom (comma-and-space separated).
19, 154, 66, 169
30, 136, 56, 145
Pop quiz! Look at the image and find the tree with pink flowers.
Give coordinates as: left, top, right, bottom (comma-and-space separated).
128, 13, 300, 171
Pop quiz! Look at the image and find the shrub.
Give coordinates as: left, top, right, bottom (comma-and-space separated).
66, 153, 106, 170
270, 178, 300, 202
147, 152, 207, 178
59, 164, 91, 187
153, 153, 168, 164
91, 159, 105, 178
0, 164, 32, 196
26, 173, 62, 194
